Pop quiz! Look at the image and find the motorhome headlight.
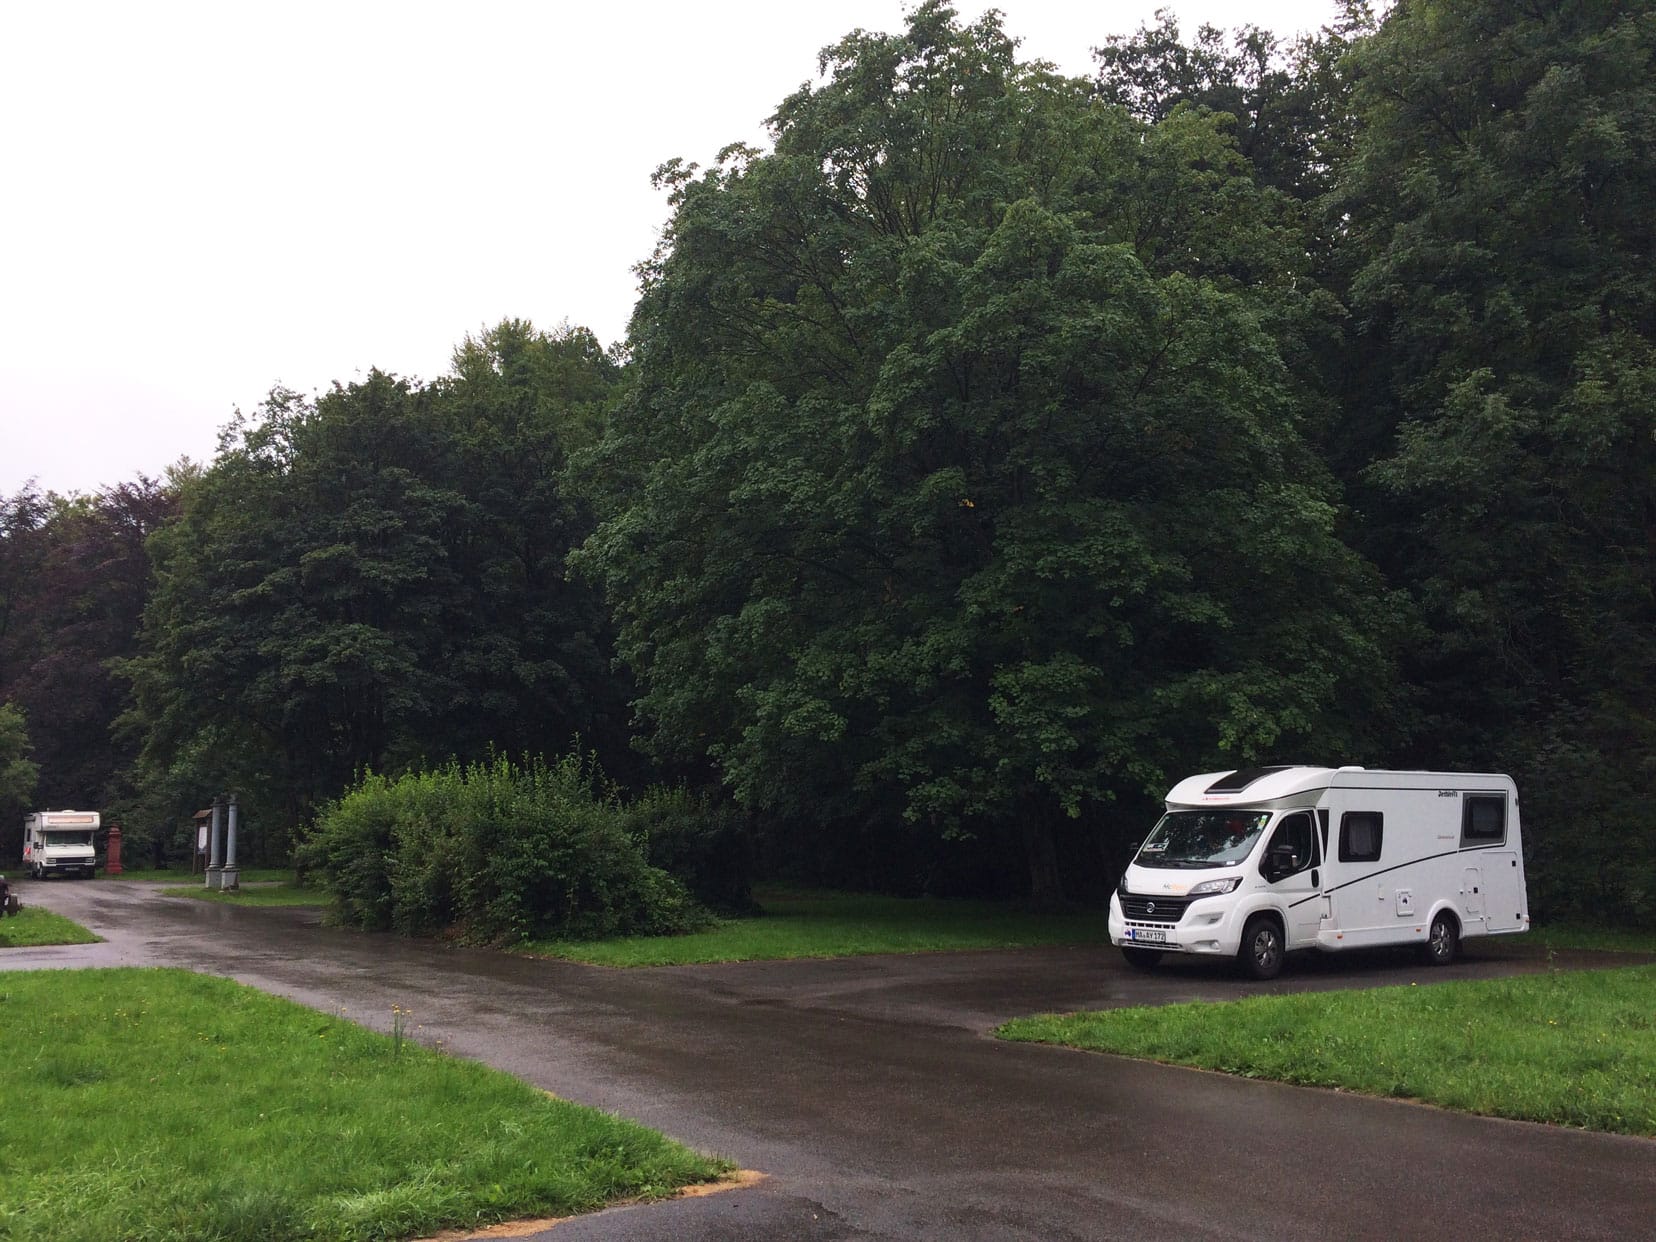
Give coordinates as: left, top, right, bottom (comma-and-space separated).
1187, 877, 1243, 897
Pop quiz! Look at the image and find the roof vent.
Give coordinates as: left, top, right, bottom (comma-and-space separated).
1204, 766, 1294, 794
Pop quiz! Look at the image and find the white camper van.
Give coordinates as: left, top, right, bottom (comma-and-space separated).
22, 810, 100, 879
1108, 767, 1528, 979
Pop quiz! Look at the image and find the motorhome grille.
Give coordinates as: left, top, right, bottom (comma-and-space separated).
1121, 895, 1192, 923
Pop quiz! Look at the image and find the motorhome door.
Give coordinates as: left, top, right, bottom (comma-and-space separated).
1263, 811, 1322, 945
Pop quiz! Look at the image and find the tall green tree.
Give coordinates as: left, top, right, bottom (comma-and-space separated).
0, 701, 39, 861
14, 480, 176, 810
125, 322, 627, 850
580, 4, 1397, 902
0, 486, 53, 694
131, 373, 469, 822
1338, 0, 1656, 916
0, 479, 176, 836
438, 320, 632, 768
1092, 3, 1376, 204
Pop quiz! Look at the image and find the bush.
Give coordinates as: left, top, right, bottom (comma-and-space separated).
622, 787, 756, 914
299, 754, 714, 943
299, 772, 401, 931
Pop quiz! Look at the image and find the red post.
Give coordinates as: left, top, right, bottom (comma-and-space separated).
106, 821, 124, 876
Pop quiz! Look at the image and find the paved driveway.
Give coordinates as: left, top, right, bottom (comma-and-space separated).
7, 877, 1654, 1241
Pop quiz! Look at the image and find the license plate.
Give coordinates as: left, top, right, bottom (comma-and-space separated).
1129, 928, 1167, 943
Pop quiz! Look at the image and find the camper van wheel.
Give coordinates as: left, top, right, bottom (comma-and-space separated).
1424, 912, 1459, 966
1121, 947, 1163, 971
1238, 915, 1284, 980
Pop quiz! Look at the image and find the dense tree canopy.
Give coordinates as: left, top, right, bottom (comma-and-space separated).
120, 322, 627, 856
0, 700, 37, 863
0, 480, 174, 827
578, 4, 1399, 901
0, 702, 38, 831
1093, 2, 1376, 203
1338, 0, 1656, 914
0, 488, 54, 699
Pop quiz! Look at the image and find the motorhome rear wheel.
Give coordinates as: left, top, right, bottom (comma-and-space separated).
1425, 911, 1460, 965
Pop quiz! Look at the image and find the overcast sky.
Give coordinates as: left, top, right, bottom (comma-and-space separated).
1, 0, 1339, 497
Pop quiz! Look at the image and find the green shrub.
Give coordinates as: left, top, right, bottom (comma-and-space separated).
622, 786, 756, 914
300, 754, 714, 943
296, 772, 400, 931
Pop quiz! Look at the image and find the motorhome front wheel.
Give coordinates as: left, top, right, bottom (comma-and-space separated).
1239, 915, 1284, 980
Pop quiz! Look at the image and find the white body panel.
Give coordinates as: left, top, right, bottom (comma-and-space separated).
1107, 768, 1528, 962
22, 810, 99, 878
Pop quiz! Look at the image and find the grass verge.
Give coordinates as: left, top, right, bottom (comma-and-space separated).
0, 968, 729, 1242
525, 889, 1112, 966
1530, 923, 1656, 954
998, 965, 1656, 1137
160, 883, 329, 907
0, 906, 100, 948
104, 867, 295, 884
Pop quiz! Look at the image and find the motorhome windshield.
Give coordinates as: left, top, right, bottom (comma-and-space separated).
45, 831, 94, 847
1136, 810, 1271, 868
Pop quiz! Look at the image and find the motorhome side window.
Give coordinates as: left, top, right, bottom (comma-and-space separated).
1339, 812, 1383, 862
1462, 796, 1506, 845
1263, 812, 1316, 878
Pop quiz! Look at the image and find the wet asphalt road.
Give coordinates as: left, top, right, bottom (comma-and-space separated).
6, 877, 1655, 1241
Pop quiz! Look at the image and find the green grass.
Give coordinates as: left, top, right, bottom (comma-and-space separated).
104, 867, 295, 884
520, 889, 1656, 969
0, 906, 100, 948
1530, 923, 1656, 954
0, 969, 729, 1242
999, 965, 1656, 1136
525, 889, 1112, 966
160, 882, 330, 907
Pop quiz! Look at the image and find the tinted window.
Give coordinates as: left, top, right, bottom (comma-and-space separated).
1136, 810, 1272, 868
1339, 812, 1383, 862
1262, 812, 1316, 879
1462, 796, 1506, 845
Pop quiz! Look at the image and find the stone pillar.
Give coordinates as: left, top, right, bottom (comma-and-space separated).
106, 822, 124, 876
222, 795, 240, 891
206, 797, 224, 891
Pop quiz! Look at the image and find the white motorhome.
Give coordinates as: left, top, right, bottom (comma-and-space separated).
1108, 767, 1528, 979
22, 810, 100, 879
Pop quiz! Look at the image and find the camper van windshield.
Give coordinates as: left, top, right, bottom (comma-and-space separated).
1136, 811, 1272, 868
46, 831, 94, 847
